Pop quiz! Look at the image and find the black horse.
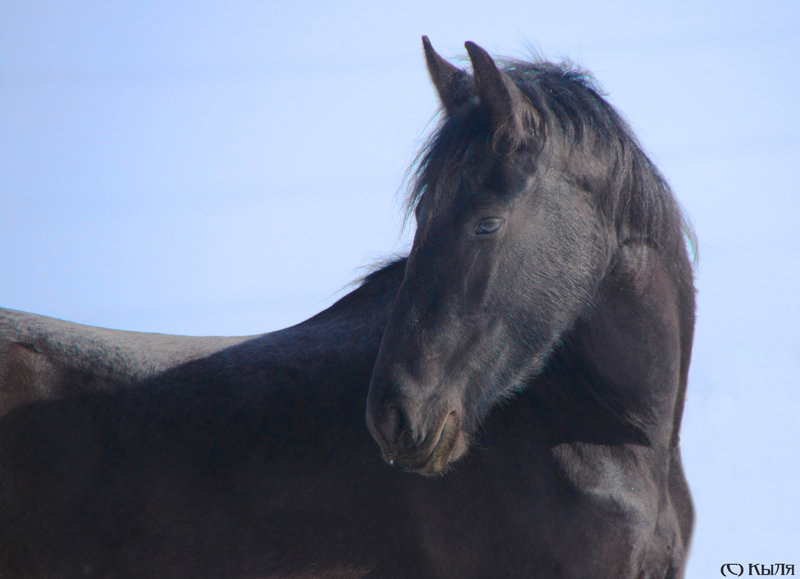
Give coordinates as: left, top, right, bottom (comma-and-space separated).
0, 39, 695, 578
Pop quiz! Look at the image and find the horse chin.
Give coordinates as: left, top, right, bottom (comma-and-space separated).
409, 411, 467, 477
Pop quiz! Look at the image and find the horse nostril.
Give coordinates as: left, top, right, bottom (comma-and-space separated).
382, 406, 403, 444
379, 405, 417, 453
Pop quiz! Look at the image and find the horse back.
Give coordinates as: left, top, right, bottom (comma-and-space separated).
0, 308, 249, 415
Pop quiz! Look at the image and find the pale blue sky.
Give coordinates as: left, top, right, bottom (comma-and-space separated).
2, 2, 799, 575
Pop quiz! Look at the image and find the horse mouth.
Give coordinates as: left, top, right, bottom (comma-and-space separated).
394, 411, 461, 477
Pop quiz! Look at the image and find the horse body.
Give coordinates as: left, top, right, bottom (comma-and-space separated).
0, 39, 695, 578
0, 260, 415, 577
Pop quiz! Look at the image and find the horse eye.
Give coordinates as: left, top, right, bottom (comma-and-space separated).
475, 218, 503, 235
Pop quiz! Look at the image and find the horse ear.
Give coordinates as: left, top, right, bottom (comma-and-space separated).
422, 36, 470, 116
464, 41, 537, 144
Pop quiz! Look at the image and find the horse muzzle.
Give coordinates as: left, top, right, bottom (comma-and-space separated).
367, 401, 463, 477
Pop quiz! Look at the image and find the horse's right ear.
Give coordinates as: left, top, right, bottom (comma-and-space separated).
465, 41, 538, 147
422, 36, 470, 116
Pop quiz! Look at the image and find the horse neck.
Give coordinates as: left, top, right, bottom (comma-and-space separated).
531, 241, 692, 450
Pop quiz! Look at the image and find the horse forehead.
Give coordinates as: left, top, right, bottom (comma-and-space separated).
414, 188, 479, 230
417, 171, 542, 235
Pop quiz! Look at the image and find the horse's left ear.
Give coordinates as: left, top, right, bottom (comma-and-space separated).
465, 41, 539, 145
